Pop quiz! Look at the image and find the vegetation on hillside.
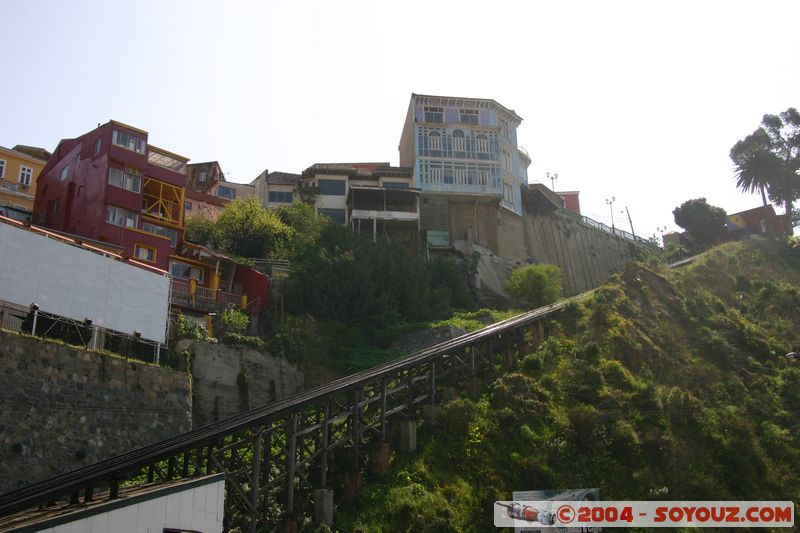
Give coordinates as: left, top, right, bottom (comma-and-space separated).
503, 263, 562, 308
186, 201, 481, 370
337, 238, 800, 532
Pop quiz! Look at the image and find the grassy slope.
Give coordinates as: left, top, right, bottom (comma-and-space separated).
334, 238, 800, 532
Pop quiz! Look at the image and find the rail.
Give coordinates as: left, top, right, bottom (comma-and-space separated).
0, 296, 577, 529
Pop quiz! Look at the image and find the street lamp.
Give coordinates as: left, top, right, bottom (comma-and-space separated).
656, 226, 667, 246
605, 197, 616, 231
546, 172, 558, 191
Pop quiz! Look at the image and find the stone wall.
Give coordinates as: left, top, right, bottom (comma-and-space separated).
188, 341, 305, 427
522, 210, 635, 295
0, 331, 192, 493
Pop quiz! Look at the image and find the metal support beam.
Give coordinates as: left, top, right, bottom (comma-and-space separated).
321, 401, 330, 488
249, 430, 263, 533
351, 388, 362, 470
286, 414, 298, 515
429, 362, 436, 405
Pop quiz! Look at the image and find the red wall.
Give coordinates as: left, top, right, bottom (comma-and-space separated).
558, 192, 581, 214
233, 266, 270, 313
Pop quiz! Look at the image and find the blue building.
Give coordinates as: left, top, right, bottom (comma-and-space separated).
398, 93, 531, 215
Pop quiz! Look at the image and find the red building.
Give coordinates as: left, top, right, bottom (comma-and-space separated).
557, 191, 581, 214
726, 205, 791, 237
34, 120, 269, 323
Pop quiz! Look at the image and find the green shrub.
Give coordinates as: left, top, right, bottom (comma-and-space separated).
440, 398, 477, 441
503, 264, 562, 308
222, 333, 265, 350
221, 308, 249, 335
175, 313, 214, 342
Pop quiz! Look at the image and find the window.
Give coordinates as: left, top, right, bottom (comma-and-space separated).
94, 138, 102, 155
142, 221, 178, 247
430, 167, 442, 183
170, 260, 204, 283
317, 179, 346, 196
501, 150, 512, 172
268, 190, 294, 203
460, 109, 479, 124
499, 119, 509, 139
503, 181, 514, 204
217, 185, 236, 199
106, 205, 138, 228
58, 165, 69, 182
148, 150, 186, 173
476, 134, 489, 153
320, 208, 346, 224
19, 166, 33, 187
112, 129, 146, 153
428, 132, 442, 151
185, 201, 193, 211
134, 244, 156, 262
478, 170, 489, 187
452, 130, 465, 152
424, 106, 443, 123
382, 181, 409, 189
0, 159, 5, 179
108, 168, 142, 193
198, 170, 207, 182
454, 167, 466, 185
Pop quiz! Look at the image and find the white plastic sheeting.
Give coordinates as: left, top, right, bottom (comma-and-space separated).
0, 222, 169, 343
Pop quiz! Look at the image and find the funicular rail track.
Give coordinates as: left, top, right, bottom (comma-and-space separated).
0, 297, 578, 530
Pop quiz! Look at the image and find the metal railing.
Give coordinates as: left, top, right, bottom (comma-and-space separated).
169, 279, 246, 311
0, 301, 180, 370
560, 209, 651, 245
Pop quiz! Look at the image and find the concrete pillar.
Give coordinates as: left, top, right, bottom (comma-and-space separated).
422, 404, 439, 427
314, 488, 334, 527
465, 376, 480, 400
370, 441, 390, 475
343, 470, 362, 502
399, 419, 417, 453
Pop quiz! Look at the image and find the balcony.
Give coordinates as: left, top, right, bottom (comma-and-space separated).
348, 187, 419, 222
0, 179, 32, 195
170, 279, 255, 313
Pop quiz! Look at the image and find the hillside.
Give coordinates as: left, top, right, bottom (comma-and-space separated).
336, 238, 800, 532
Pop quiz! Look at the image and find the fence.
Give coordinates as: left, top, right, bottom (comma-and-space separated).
561, 209, 651, 245
0, 300, 182, 370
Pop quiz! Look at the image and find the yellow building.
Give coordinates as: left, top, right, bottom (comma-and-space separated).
0, 145, 48, 220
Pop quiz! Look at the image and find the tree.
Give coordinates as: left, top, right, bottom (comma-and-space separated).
672, 198, 727, 247
730, 108, 800, 217
184, 213, 216, 245
503, 264, 562, 308
213, 197, 292, 259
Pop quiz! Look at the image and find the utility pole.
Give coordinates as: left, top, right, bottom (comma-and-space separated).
623, 206, 636, 239
605, 196, 616, 231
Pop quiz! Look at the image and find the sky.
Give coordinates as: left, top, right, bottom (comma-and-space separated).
2, 0, 799, 240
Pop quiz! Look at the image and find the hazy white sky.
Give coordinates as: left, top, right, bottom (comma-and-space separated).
2, 0, 798, 239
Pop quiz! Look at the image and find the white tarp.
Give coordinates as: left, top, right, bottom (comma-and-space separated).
0, 222, 169, 343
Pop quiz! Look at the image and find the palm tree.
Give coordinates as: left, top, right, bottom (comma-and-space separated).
730, 129, 778, 206
730, 109, 800, 217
